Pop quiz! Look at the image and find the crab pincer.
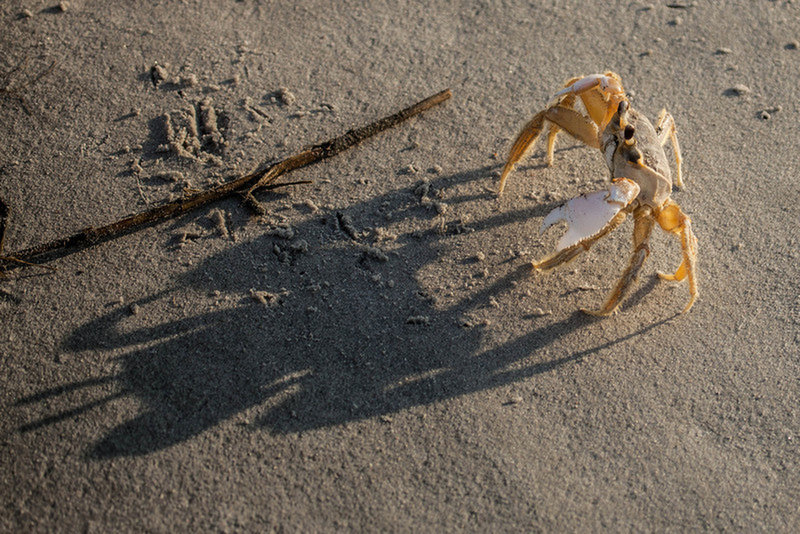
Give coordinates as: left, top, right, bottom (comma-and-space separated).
534, 178, 639, 271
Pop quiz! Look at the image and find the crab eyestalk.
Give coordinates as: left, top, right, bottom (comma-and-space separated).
617, 100, 630, 129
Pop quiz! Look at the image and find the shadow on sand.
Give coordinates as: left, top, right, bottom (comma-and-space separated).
16, 164, 673, 458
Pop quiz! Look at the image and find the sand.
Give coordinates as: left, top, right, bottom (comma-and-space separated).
2, 1, 799, 531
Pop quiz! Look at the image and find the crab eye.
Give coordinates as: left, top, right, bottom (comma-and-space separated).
617, 101, 629, 114
627, 147, 642, 164
624, 125, 635, 140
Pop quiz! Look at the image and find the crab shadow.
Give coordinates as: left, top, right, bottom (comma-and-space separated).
19, 164, 672, 458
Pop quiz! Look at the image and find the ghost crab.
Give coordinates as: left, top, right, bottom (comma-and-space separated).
498, 72, 697, 316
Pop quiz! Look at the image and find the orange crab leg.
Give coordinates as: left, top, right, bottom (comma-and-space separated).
582, 205, 655, 316
655, 109, 684, 188
498, 105, 602, 195
543, 106, 600, 149
544, 88, 579, 166
497, 110, 546, 195
656, 200, 698, 313
497, 72, 625, 196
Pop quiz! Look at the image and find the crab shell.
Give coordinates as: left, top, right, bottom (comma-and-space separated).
602, 106, 673, 209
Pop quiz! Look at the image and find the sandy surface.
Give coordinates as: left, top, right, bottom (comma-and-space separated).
2, 1, 799, 531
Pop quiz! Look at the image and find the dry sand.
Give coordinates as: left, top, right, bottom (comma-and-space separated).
2, 1, 799, 531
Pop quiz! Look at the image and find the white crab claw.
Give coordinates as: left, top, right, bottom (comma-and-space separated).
554, 74, 616, 98
540, 178, 640, 251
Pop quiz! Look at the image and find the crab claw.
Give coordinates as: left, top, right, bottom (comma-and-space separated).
553, 73, 623, 99
541, 178, 640, 251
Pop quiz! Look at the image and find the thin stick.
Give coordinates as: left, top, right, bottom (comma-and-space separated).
0, 89, 451, 269
0, 197, 56, 272
0, 197, 8, 256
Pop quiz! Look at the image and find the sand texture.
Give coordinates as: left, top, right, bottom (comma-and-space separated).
2, 1, 799, 531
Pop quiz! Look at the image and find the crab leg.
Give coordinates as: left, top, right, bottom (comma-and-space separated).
497, 110, 546, 195
582, 206, 655, 317
498, 104, 601, 195
656, 200, 698, 313
544, 89, 579, 166
497, 77, 591, 195
543, 107, 600, 148
655, 109, 683, 188
498, 74, 625, 196
544, 125, 560, 167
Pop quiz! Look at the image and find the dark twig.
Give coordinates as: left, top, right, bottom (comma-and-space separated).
259, 179, 314, 190
0, 196, 7, 255
0, 89, 452, 270
0, 197, 56, 273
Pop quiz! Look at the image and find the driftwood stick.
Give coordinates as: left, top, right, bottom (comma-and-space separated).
0, 197, 7, 255
0, 197, 55, 271
1, 89, 451, 269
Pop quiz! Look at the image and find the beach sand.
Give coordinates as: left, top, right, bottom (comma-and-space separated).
2, 1, 799, 530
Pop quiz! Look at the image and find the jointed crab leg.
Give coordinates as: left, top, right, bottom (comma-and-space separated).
545, 107, 600, 148
498, 73, 625, 196
497, 110, 546, 195
498, 105, 599, 195
656, 200, 698, 313
543, 89, 579, 166
655, 109, 683, 188
582, 206, 655, 316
